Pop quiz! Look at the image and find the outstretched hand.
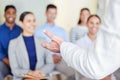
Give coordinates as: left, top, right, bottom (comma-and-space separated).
41, 30, 64, 53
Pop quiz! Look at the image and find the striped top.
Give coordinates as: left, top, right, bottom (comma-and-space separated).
70, 25, 88, 43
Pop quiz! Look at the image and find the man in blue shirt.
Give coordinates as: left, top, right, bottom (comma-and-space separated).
35, 4, 75, 80
0, 5, 22, 79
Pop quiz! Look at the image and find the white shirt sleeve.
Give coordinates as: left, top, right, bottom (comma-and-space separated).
60, 0, 120, 79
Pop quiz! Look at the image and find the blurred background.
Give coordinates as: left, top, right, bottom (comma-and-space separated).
0, 0, 101, 34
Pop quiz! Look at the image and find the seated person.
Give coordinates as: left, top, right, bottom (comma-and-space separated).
0, 5, 22, 79
8, 12, 54, 80
35, 4, 75, 80
76, 15, 115, 80
70, 8, 90, 43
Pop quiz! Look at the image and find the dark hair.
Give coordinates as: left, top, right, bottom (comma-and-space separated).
87, 15, 101, 23
4, 5, 16, 12
19, 12, 33, 22
78, 8, 90, 24
46, 4, 57, 11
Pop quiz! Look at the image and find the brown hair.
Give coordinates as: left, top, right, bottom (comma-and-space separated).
46, 4, 57, 11
19, 11, 33, 22
78, 8, 90, 24
87, 15, 101, 23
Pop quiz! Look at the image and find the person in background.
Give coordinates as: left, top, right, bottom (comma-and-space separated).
35, 4, 75, 80
0, 5, 22, 79
70, 8, 90, 43
8, 12, 54, 80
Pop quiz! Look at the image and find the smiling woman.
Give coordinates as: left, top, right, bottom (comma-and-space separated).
8, 12, 54, 80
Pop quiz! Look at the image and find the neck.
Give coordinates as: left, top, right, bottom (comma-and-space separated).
88, 33, 96, 41
22, 31, 33, 37
5, 22, 15, 30
80, 22, 86, 26
47, 21, 55, 26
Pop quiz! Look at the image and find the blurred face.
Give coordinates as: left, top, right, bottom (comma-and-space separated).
80, 10, 90, 24
87, 16, 101, 35
20, 14, 36, 34
46, 8, 57, 22
4, 8, 16, 24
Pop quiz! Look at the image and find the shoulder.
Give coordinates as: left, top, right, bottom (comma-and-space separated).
71, 26, 80, 31
35, 27, 46, 37
9, 35, 21, 45
15, 24, 22, 30
0, 24, 9, 36
0, 23, 5, 31
76, 35, 87, 44
56, 26, 66, 33
9, 38, 18, 49
15, 24, 20, 27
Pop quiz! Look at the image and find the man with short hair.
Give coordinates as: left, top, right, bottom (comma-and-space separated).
0, 5, 22, 79
35, 4, 75, 80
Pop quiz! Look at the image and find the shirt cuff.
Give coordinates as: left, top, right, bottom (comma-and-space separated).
60, 42, 70, 54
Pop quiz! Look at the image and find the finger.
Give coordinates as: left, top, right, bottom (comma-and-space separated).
51, 35, 64, 45
41, 42, 52, 50
41, 41, 49, 48
39, 71, 45, 77
41, 42, 59, 51
37, 73, 45, 79
43, 30, 64, 45
43, 30, 54, 40
33, 74, 38, 78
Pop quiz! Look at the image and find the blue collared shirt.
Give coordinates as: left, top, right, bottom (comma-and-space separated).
35, 23, 69, 42
35, 23, 69, 55
0, 23, 22, 61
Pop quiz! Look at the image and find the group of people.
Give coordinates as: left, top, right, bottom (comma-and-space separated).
0, 1, 118, 80
0, 4, 77, 80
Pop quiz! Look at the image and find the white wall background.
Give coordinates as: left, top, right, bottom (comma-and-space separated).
0, 0, 97, 34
